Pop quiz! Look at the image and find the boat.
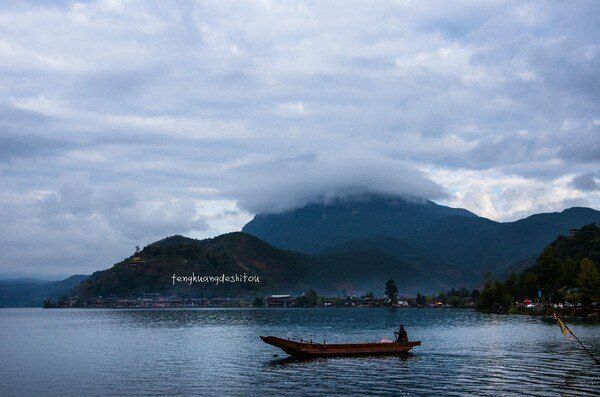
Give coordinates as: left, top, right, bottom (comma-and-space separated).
260, 335, 421, 358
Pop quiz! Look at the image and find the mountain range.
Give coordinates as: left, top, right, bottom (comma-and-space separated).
244, 195, 600, 281
75, 196, 600, 299
3, 194, 600, 305
0, 275, 89, 307
75, 231, 444, 299
243, 195, 476, 253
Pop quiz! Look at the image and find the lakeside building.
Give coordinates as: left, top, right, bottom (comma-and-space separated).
397, 300, 410, 307
265, 295, 293, 308
83, 296, 248, 308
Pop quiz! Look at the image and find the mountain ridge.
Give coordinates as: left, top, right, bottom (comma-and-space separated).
243, 194, 477, 253
0, 275, 89, 307
242, 195, 600, 277
4, 196, 599, 306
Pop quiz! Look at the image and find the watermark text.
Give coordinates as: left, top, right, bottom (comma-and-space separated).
172, 273, 260, 286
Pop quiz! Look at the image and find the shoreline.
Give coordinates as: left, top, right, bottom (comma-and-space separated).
3, 305, 597, 320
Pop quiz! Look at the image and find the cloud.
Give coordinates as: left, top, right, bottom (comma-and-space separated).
0, 172, 209, 277
0, 0, 599, 276
221, 151, 446, 213
276, 102, 307, 118
571, 172, 599, 192
430, 168, 592, 221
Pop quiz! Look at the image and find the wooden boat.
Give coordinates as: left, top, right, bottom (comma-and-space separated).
260, 335, 421, 358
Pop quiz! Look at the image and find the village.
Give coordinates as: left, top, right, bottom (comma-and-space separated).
45, 290, 599, 320
51, 291, 477, 309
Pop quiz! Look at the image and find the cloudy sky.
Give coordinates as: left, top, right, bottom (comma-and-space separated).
1, 0, 599, 278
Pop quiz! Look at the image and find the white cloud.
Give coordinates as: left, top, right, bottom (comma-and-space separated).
430, 168, 594, 221
276, 102, 307, 117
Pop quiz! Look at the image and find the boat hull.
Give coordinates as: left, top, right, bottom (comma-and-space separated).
261, 336, 420, 358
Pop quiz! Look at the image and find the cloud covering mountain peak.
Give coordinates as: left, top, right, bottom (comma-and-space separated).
222, 151, 447, 213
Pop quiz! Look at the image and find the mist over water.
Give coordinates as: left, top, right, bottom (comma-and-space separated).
0, 308, 598, 396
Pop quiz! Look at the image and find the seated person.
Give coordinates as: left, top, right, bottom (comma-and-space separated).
394, 325, 408, 343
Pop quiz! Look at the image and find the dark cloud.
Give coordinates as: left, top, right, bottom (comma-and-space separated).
558, 123, 600, 163
0, 132, 77, 160
571, 172, 599, 192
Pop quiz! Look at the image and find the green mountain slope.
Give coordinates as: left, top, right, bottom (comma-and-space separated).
478, 224, 600, 312
76, 232, 327, 299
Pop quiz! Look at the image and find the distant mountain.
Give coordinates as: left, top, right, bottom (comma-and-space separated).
243, 195, 476, 253
0, 275, 89, 307
405, 207, 600, 276
498, 255, 538, 280
242, 195, 600, 283
0, 277, 49, 284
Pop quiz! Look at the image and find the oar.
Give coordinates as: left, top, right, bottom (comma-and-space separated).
555, 312, 600, 365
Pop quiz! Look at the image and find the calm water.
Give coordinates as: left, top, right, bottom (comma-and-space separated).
0, 308, 598, 396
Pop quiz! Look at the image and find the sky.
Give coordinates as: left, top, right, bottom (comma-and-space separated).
0, 0, 599, 278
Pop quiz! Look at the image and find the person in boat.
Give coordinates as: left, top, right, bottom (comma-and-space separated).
394, 325, 408, 343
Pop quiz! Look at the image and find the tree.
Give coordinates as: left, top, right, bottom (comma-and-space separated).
252, 297, 264, 307
437, 291, 447, 304
535, 248, 562, 301
385, 279, 398, 306
135, 245, 140, 254
477, 280, 513, 313
305, 288, 319, 307
296, 289, 319, 307
43, 299, 56, 308
505, 273, 518, 300
295, 295, 309, 307
577, 258, 600, 305
57, 295, 69, 308
416, 292, 426, 306
448, 295, 462, 308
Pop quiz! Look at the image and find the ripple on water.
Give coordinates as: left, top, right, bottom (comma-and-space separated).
0, 308, 599, 396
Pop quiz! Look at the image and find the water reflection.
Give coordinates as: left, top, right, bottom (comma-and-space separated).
267, 352, 414, 367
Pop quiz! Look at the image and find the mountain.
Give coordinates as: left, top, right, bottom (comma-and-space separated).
0, 275, 89, 307
541, 222, 600, 264
74, 231, 443, 301
316, 236, 480, 288
478, 224, 600, 312
10, 200, 596, 304
405, 207, 600, 276
317, 249, 442, 295
76, 232, 329, 300
242, 195, 600, 283
243, 195, 476, 253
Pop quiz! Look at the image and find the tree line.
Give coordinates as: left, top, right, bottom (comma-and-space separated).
477, 224, 600, 313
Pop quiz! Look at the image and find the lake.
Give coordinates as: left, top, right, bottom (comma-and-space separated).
0, 308, 598, 396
